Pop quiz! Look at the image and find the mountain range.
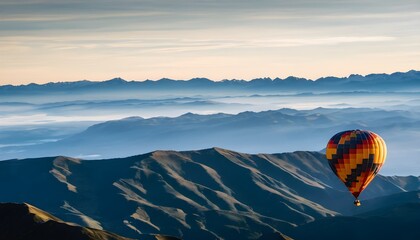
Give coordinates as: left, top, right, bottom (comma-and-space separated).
1, 148, 419, 239
1, 70, 420, 96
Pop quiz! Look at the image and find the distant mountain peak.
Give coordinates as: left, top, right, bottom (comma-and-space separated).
179, 112, 199, 118
348, 74, 363, 78
120, 116, 144, 121
189, 77, 212, 82
103, 77, 127, 84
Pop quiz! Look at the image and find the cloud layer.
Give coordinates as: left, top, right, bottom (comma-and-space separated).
0, 0, 419, 83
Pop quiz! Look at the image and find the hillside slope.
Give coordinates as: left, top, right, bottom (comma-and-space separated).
0, 149, 418, 239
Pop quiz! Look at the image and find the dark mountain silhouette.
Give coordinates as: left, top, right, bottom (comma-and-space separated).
0, 202, 180, 240
0, 149, 418, 239
293, 202, 420, 240
356, 190, 420, 214
0, 202, 131, 240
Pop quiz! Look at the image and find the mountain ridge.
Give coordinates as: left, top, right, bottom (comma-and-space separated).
1, 148, 419, 239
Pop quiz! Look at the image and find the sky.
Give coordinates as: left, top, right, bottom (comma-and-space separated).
0, 0, 419, 85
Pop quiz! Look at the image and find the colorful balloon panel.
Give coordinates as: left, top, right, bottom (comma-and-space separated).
326, 130, 387, 198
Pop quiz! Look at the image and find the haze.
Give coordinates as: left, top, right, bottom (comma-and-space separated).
1, 73, 420, 175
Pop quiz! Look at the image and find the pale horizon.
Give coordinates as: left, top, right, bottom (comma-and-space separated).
1, 0, 419, 85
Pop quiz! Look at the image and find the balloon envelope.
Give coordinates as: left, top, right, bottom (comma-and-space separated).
326, 130, 386, 199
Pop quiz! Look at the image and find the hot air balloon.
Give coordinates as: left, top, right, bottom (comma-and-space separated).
326, 130, 386, 206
